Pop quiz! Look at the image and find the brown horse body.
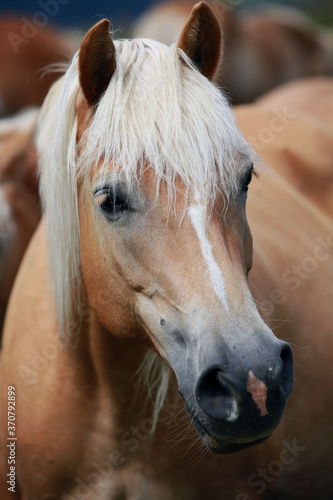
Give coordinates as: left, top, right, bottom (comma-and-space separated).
0, 109, 40, 330
0, 17, 74, 117
132, 1, 333, 103
236, 79, 333, 498
0, 4, 332, 500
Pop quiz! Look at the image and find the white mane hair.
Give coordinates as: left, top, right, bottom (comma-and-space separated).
37, 35, 250, 419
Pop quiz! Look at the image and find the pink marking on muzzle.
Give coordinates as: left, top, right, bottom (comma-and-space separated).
247, 370, 268, 416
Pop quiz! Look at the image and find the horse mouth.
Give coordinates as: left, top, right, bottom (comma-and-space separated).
180, 394, 270, 454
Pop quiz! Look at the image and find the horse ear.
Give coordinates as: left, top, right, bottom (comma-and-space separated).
79, 19, 116, 106
178, 1, 222, 81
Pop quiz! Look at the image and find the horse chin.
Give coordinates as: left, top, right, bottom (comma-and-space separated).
201, 433, 270, 455
182, 396, 271, 454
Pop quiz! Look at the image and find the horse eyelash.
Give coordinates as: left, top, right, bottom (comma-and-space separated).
252, 166, 259, 179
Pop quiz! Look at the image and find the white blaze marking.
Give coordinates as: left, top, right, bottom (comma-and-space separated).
189, 204, 229, 311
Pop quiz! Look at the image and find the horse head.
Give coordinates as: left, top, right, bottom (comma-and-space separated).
38, 2, 293, 454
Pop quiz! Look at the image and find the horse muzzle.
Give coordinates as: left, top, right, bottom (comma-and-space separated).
178, 340, 293, 453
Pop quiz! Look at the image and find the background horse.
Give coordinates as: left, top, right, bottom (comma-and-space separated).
0, 2, 332, 499
0, 17, 76, 117
131, 0, 333, 103
235, 77, 333, 499
0, 108, 40, 331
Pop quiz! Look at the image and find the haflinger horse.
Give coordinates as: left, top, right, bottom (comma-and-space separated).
235, 78, 333, 499
0, 108, 40, 331
0, 17, 74, 117
131, 0, 333, 104
1, 2, 307, 498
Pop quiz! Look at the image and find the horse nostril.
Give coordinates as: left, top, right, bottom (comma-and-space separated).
195, 368, 238, 422
279, 343, 294, 398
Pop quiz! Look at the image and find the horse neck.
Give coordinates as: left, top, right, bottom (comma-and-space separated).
84, 316, 168, 430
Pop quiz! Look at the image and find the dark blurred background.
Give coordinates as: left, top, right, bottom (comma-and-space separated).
0, 0, 332, 30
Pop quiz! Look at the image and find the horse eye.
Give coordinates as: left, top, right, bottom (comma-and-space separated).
242, 165, 254, 194
101, 195, 127, 213
95, 188, 129, 218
